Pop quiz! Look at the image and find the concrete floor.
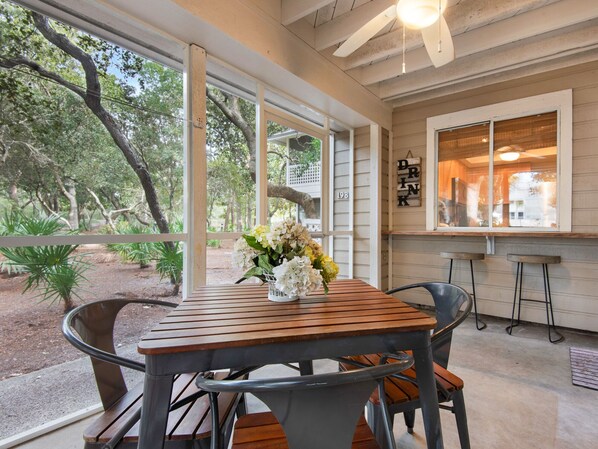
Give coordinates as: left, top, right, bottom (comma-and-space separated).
12, 314, 598, 449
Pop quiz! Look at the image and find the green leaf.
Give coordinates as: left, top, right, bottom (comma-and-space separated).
243, 235, 264, 251
257, 254, 273, 272
243, 266, 263, 278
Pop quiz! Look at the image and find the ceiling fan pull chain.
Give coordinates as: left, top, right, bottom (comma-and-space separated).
402, 24, 406, 74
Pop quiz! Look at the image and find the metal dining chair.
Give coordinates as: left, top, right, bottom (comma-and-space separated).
338, 282, 473, 449
62, 299, 246, 449
197, 360, 414, 449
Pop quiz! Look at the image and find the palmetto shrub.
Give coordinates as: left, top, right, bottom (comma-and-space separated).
106, 222, 157, 268
0, 210, 88, 312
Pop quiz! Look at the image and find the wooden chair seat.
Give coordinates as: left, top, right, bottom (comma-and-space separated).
84, 371, 239, 448
340, 353, 463, 407
231, 412, 380, 449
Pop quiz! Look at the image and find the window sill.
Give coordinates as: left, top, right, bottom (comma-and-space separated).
383, 230, 598, 239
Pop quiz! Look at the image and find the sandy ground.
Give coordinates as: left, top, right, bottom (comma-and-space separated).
0, 242, 244, 380
0, 242, 245, 439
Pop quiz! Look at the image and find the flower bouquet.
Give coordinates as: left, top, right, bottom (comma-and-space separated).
232, 219, 339, 302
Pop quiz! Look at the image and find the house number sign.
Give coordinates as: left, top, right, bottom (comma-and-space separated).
397, 157, 421, 207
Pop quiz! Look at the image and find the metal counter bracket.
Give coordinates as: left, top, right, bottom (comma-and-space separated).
486, 236, 495, 255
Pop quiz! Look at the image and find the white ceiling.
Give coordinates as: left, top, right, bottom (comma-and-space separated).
277, 0, 598, 105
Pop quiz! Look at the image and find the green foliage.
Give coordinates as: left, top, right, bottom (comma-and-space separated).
207, 239, 221, 248
0, 1, 183, 230
106, 222, 157, 268
154, 241, 183, 295
0, 211, 88, 311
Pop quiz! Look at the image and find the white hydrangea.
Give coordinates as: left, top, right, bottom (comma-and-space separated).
232, 237, 259, 270
267, 219, 311, 250
272, 256, 322, 297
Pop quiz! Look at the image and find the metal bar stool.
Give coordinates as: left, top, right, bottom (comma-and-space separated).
505, 254, 564, 343
440, 251, 486, 330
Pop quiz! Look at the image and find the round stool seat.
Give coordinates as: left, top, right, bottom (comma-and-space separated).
440, 252, 485, 261
507, 254, 561, 264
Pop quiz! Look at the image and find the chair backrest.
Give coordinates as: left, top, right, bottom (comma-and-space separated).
197, 361, 413, 449
62, 299, 176, 409
386, 282, 472, 369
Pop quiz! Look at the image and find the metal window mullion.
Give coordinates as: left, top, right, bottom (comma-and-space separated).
256, 84, 268, 225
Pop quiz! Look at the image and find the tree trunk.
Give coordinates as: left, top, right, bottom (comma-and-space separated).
8, 181, 18, 204
66, 182, 79, 230
1, 14, 172, 249
63, 295, 75, 313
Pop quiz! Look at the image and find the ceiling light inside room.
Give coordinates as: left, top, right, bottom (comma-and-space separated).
397, 0, 445, 29
498, 149, 521, 161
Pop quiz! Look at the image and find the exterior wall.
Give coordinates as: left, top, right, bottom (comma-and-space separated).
391, 60, 598, 332
354, 126, 372, 283
332, 131, 351, 278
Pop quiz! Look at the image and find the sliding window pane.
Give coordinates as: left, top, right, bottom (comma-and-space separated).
493, 112, 558, 228
437, 123, 490, 228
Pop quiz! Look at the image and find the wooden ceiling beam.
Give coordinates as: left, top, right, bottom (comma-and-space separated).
281, 0, 335, 26
380, 20, 598, 101
314, 0, 395, 51
341, 0, 560, 70
352, 0, 598, 86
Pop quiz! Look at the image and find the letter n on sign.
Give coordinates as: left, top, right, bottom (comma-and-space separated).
397, 157, 421, 207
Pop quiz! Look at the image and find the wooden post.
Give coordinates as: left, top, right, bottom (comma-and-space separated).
183, 44, 207, 296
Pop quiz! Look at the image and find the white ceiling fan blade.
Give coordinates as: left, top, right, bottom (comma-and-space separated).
523, 152, 546, 159
333, 6, 396, 57
421, 15, 454, 67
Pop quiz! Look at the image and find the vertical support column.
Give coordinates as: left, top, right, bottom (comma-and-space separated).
321, 117, 331, 254
370, 124, 382, 288
255, 84, 268, 225
388, 130, 394, 289
349, 129, 354, 279
183, 44, 207, 297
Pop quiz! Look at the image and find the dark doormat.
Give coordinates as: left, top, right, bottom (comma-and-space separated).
570, 347, 598, 391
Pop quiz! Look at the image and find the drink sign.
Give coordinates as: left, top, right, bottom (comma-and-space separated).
397, 157, 421, 207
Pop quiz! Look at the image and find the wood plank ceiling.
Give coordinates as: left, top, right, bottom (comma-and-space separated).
279, 0, 598, 106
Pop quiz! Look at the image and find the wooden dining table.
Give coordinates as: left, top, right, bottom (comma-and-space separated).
136, 278, 444, 449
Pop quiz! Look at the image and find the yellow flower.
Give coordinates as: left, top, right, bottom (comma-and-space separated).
304, 246, 316, 262
250, 225, 270, 248
308, 239, 323, 258
321, 255, 339, 283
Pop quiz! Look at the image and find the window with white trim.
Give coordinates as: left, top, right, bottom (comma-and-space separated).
426, 90, 572, 232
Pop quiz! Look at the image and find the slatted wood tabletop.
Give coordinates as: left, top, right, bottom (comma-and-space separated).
138, 279, 436, 355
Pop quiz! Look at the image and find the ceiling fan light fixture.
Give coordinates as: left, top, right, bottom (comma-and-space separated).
397, 0, 442, 29
499, 151, 521, 162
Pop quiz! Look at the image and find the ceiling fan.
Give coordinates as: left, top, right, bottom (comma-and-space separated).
496, 145, 548, 161
333, 0, 455, 69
